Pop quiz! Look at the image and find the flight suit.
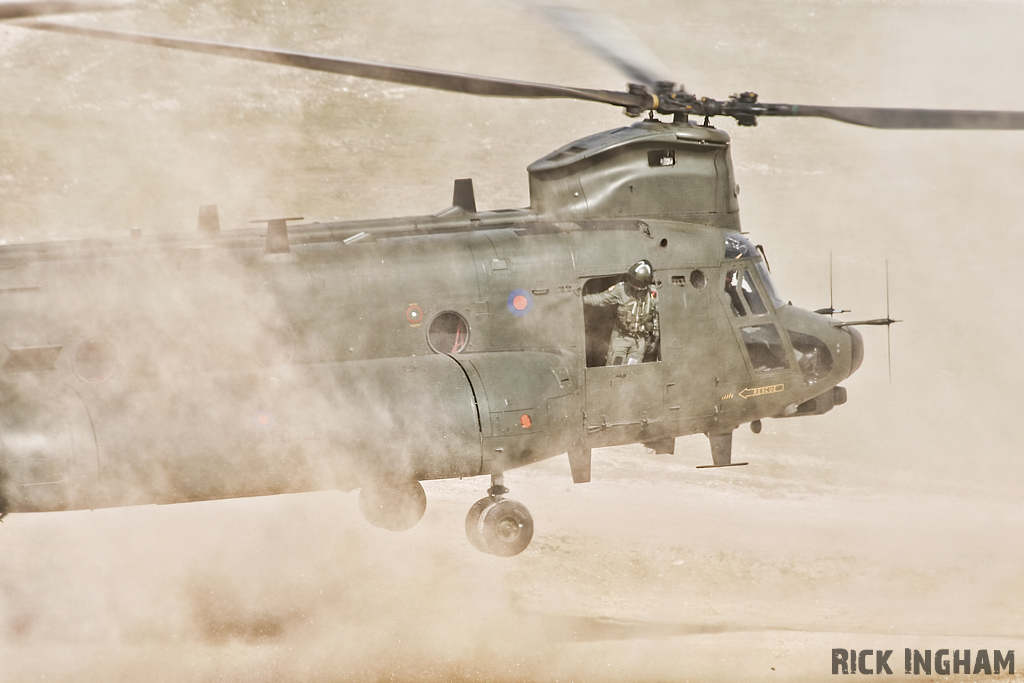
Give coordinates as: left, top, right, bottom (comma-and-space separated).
583, 282, 659, 365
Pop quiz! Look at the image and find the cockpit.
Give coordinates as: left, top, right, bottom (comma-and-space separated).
722, 233, 834, 384
724, 233, 785, 311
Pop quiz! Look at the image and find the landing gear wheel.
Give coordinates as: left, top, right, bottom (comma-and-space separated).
358, 480, 427, 531
466, 498, 534, 557
464, 497, 492, 553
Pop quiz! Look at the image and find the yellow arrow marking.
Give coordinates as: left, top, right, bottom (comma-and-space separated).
739, 384, 785, 399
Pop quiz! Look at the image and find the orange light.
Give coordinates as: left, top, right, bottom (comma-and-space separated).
520, 414, 531, 428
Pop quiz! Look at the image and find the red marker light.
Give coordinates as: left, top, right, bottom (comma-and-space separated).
520, 414, 532, 428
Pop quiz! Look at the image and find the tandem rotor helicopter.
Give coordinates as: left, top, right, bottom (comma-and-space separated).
1, 5, 1022, 556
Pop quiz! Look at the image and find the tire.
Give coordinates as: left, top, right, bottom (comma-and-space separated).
477, 498, 534, 557
464, 496, 493, 553
358, 480, 427, 531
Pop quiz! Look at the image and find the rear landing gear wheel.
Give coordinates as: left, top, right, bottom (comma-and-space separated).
358, 480, 426, 531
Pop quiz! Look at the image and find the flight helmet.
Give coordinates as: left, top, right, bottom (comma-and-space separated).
625, 259, 653, 292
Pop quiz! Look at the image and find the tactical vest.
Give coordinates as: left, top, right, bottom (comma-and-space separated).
616, 288, 656, 335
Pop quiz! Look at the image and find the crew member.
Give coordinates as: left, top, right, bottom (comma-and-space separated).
583, 259, 659, 366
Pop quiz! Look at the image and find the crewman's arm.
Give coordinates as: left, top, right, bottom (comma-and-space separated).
583, 285, 621, 307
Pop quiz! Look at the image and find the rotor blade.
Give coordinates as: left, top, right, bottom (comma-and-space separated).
19, 21, 648, 110
836, 318, 899, 327
535, 5, 677, 90
758, 103, 1024, 129
0, 0, 115, 20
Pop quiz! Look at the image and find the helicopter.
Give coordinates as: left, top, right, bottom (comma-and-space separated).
1, 9, 1021, 557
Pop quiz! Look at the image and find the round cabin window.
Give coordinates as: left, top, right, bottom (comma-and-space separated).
73, 339, 117, 382
690, 269, 707, 290
427, 311, 469, 354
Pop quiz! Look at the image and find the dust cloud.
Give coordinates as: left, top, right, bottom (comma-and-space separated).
2, 0, 1024, 681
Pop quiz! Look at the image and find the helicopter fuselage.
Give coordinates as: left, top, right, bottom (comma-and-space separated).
0, 119, 860, 516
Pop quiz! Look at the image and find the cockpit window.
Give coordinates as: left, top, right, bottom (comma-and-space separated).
740, 324, 790, 372
725, 233, 757, 260
724, 233, 785, 311
725, 269, 767, 317
725, 270, 746, 316
756, 261, 785, 308
739, 270, 767, 315
788, 331, 834, 385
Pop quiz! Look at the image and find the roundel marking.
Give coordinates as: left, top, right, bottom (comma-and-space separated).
406, 304, 423, 325
254, 410, 275, 429
507, 289, 533, 317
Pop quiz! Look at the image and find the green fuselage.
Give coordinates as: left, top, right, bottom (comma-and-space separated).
0, 119, 860, 513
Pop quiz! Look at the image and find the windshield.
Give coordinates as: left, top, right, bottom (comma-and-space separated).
756, 261, 786, 308
724, 233, 786, 309
725, 269, 768, 317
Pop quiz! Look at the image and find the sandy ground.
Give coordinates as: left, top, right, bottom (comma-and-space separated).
2, 0, 1024, 681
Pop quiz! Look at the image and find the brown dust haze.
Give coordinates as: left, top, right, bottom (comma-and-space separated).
2, 0, 1024, 681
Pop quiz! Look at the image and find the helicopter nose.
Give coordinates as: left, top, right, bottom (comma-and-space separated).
847, 326, 864, 375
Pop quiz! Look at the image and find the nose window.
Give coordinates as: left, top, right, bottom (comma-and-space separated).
788, 331, 834, 384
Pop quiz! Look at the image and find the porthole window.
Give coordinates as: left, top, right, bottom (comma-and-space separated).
690, 270, 707, 290
73, 338, 117, 382
427, 311, 469, 354
255, 324, 296, 367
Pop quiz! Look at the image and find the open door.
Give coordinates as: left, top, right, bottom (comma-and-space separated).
581, 274, 664, 448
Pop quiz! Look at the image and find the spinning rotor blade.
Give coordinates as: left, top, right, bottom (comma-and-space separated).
0, 0, 113, 20
737, 102, 1024, 129
535, 5, 677, 90
20, 21, 649, 110
21, 18, 1024, 129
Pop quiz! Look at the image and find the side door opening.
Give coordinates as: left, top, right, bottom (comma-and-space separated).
581, 272, 664, 448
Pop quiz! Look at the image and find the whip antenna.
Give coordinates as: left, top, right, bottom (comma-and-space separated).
886, 260, 892, 382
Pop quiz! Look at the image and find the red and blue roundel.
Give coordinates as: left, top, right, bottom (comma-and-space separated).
254, 410, 276, 429
507, 289, 533, 316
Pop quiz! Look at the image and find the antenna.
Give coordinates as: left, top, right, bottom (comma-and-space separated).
836, 260, 900, 380
886, 260, 892, 382
814, 250, 849, 316
829, 250, 834, 316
